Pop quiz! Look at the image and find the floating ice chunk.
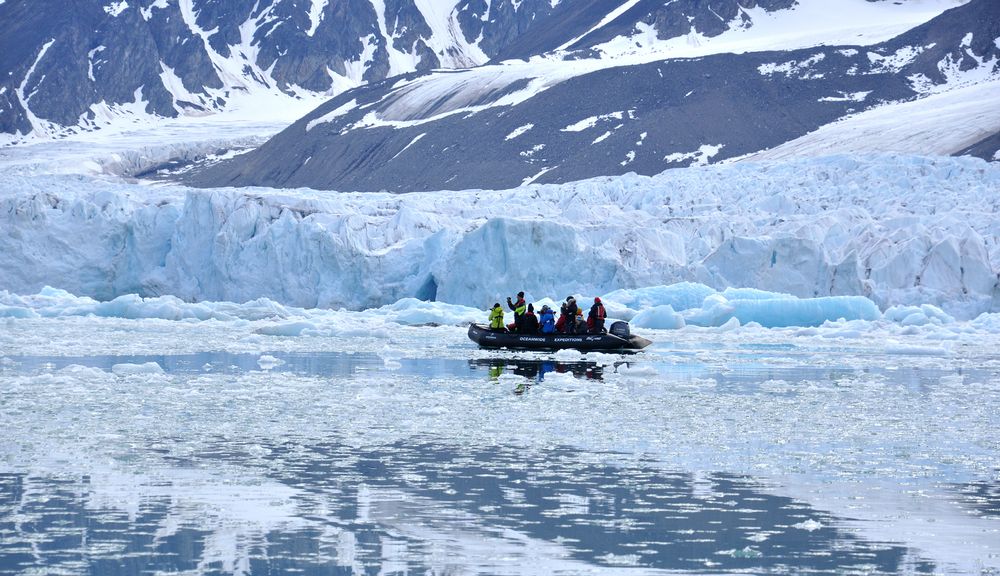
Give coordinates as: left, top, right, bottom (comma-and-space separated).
720, 287, 794, 301
497, 373, 527, 387
759, 379, 793, 393
882, 344, 949, 356
939, 373, 964, 386
255, 321, 317, 336
884, 304, 954, 326
673, 377, 718, 390
718, 546, 763, 558
729, 296, 880, 328
379, 345, 403, 370
971, 312, 1000, 333
370, 298, 482, 326
716, 317, 741, 332
257, 355, 285, 370
630, 305, 685, 329
604, 282, 716, 312
595, 552, 641, 566
0, 304, 36, 318
111, 362, 164, 376
58, 364, 109, 378
680, 294, 880, 329
87, 294, 222, 321
553, 348, 584, 360
792, 519, 823, 531
822, 328, 863, 339
615, 364, 658, 377
684, 293, 736, 327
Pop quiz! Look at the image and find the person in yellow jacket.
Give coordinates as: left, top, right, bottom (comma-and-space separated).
506, 291, 527, 332
489, 302, 505, 331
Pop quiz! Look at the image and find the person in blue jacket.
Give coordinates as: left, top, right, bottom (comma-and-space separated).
538, 304, 556, 334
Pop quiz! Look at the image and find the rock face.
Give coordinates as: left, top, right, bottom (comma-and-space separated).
184, 0, 1000, 192
1, 0, 813, 139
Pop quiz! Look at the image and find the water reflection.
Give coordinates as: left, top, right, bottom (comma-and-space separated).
1, 351, 479, 379
469, 358, 605, 383
3, 351, 982, 398
0, 439, 938, 575
956, 478, 1000, 519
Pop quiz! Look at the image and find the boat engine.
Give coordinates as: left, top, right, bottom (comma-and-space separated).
609, 321, 630, 339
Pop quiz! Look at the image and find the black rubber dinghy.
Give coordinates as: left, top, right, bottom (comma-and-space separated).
468, 321, 652, 352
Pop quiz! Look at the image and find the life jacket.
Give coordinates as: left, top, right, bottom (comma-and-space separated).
489, 306, 504, 329
591, 303, 606, 320
511, 297, 526, 316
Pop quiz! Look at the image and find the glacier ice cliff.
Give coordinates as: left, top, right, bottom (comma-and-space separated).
1, 154, 998, 319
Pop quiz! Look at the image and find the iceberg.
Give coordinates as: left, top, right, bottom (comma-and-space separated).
605, 284, 880, 328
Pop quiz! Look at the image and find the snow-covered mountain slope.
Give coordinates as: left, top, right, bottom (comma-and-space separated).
3, 0, 928, 142
184, 0, 999, 191
3, 151, 998, 320
743, 79, 1000, 161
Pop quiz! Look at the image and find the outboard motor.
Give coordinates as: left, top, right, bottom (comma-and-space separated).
609, 321, 630, 339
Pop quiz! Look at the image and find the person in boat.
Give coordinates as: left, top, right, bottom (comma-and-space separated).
556, 296, 578, 333
522, 303, 539, 333
506, 291, 527, 332
539, 305, 556, 334
489, 302, 505, 331
587, 296, 607, 334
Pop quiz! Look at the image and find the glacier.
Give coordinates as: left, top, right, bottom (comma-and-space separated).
2, 152, 998, 323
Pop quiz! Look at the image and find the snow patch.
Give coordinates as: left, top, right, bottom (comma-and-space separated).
758, 53, 826, 79
140, 0, 169, 20
390, 133, 427, 161
306, 0, 329, 37
561, 111, 624, 132
87, 46, 106, 83
555, 0, 644, 51
664, 144, 723, 166
306, 99, 359, 131
104, 1, 128, 17
818, 91, 871, 103
505, 123, 534, 141
867, 45, 926, 73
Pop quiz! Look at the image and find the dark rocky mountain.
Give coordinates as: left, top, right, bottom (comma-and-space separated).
184, 0, 1000, 192
1, 0, 809, 139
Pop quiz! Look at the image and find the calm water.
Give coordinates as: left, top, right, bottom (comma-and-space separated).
1, 441, 951, 574
1, 349, 998, 574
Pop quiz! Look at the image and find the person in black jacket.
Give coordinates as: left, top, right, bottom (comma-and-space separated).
563, 296, 578, 333
522, 303, 539, 333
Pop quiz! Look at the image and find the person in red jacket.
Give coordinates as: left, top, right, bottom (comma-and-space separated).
587, 297, 606, 334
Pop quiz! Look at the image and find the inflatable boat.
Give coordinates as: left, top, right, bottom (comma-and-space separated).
468, 321, 651, 352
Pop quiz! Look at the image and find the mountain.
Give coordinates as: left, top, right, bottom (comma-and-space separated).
182, 0, 999, 191
1, 0, 817, 140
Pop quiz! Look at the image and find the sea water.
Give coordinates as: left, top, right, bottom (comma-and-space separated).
1, 317, 998, 574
